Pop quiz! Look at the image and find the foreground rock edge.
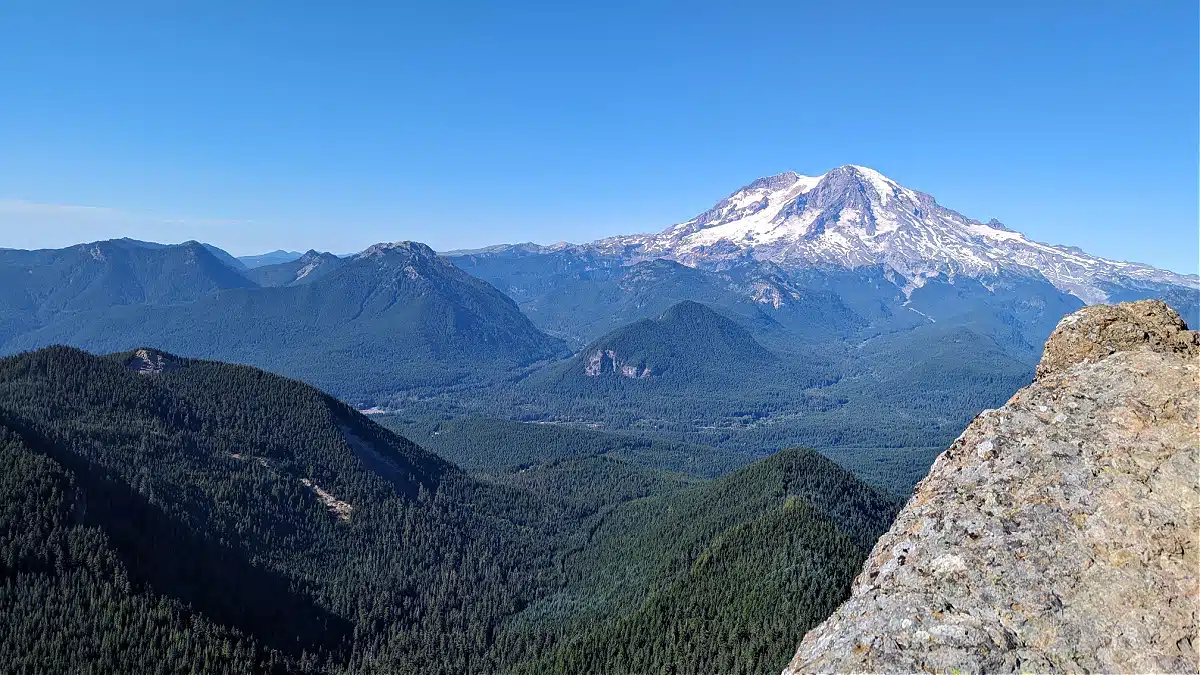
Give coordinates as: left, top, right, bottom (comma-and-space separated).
785, 299, 1200, 674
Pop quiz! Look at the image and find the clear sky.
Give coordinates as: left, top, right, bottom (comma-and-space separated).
1, 1, 1197, 273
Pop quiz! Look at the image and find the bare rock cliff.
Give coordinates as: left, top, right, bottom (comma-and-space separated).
786, 299, 1200, 674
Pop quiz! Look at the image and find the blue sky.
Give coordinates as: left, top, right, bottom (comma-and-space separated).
1, 1, 1196, 273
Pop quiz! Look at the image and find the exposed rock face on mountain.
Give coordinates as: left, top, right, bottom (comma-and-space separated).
785, 299, 1199, 674
584, 349, 653, 378
123, 347, 181, 375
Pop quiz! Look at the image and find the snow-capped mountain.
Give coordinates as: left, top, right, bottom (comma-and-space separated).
590, 165, 1196, 305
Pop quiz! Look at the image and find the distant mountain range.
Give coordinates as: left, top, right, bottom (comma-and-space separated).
1, 239, 567, 400
442, 166, 1194, 486
0, 169, 1191, 673
237, 249, 304, 268
0, 238, 255, 344
0, 165, 1193, 490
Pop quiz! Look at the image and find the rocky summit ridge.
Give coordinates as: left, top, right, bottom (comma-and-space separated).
785, 299, 1199, 674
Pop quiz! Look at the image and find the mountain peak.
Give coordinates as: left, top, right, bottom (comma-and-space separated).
578, 300, 775, 379
814, 164, 923, 207
298, 249, 333, 262
357, 241, 439, 260
657, 299, 723, 323
589, 165, 1195, 304
742, 170, 805, 192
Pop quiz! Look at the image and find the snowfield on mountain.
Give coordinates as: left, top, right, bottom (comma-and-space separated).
590, 165, 1197, 304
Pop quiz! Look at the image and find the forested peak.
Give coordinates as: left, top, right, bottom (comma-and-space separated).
590, 300, 772, 359
0, 343, 547, 673
572, 299, 776, 381
595, 300, 757, 342
3, 345, 459, 500
708, 447, 899, 547
711, 445, 887, 500
514, 442, 901, 673
656, 299, 730, 325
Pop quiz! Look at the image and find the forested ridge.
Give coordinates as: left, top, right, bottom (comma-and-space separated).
0, 346, 898, 674
498, 449, 899, 674
0, 237, 1064, 495
1, 241, 569, 400
0, 346, 565, 673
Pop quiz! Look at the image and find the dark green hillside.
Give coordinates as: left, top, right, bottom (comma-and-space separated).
490, 454, 698, 516
566, 300, 776, 380
4, 242, 569, 403
0, 346, 898, 674
0, 425, 285, 675
497, 448, 900, 674
0, 346, 570, 673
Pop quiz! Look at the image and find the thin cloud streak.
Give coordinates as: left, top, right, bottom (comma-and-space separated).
0, 199, 251, 226
0, 198, 261, 253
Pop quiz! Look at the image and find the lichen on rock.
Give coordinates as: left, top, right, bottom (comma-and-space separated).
1035, 298, 1199, 379
785, 300, 1200, 674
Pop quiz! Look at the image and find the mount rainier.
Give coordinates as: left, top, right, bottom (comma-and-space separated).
595, 165, 1194, 304
452, 165, 1197, 347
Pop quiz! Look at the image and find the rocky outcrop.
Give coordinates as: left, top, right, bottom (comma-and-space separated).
125, 348, 180, 375
584, 349, 652, 378
1036, 299, 1199, 379
786, 300, 1199, 674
